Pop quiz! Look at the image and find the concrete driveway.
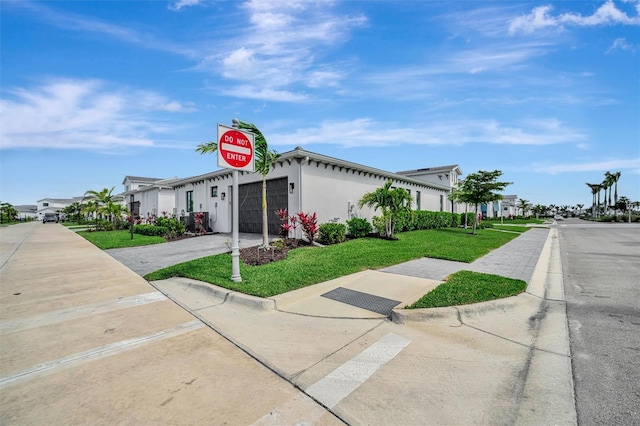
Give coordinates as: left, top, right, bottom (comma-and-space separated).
106, 232, 263, 276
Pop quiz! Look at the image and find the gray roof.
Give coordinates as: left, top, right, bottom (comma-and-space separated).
396, 165, 462, 175
122, 176, 165, 185
170, 147, 452, 192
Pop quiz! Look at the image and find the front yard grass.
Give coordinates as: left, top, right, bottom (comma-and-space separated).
490, 225, 531, 233
145, 228, 520, 298
408, 270, 527, 308
79, 230, 165, 249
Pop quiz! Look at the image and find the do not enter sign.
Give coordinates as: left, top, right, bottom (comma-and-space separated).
217, 124, 255, 172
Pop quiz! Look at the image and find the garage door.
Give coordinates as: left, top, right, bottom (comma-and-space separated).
238, 177, 288, 235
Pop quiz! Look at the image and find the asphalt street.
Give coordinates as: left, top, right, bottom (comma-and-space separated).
558, 219, 640, 425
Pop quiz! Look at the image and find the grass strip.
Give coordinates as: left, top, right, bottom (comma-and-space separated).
79, 230, 165, 249
408, 270, 527, 308
145, 228, 520, 298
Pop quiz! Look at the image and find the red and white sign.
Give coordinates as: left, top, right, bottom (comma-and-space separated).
217, 124, 255, 172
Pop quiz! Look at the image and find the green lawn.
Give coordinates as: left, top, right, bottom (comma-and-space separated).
79, 230, 165, 249
145, 228, 521, 298
408, 270, 527, 308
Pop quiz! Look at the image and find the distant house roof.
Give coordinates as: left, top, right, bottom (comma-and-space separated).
122, 176, 165, 185
36, 198, 77, 203
15, 205, 37, 213
396, 165, 463, 176
170, 146, 451, 192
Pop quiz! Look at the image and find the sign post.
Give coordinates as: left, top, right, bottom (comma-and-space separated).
217, 124, 255, 282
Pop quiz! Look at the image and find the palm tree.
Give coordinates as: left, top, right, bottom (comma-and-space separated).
532, 204, 546, 219
83, 187, 120, 228
518, 198, 530, 218
231, 119, 280, 247
586, 183, 601, 217
196, 120, 280, 247
359, 180, 412, 239
603, 171, 616, 215
576, 203, 584, 216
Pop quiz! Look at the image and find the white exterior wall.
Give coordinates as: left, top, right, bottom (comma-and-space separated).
172, 149, 455, 237
299, 160, 449, 225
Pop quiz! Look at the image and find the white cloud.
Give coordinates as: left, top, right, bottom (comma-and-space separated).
268, 117, 585, 148
509, 1, 640, 35
207, 0, 366, 100
0, 79, 193, 151
168, 0, 202, 11
533, 158, 640, 174
606, 37, 636, 52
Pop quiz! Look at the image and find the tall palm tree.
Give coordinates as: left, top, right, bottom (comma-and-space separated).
576, 203, 584, 216
586, 183, 601, 217
603, 171, 616, 215
612, 171, 621, 218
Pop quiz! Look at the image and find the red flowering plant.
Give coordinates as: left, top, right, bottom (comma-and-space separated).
297, 211, 318, 244
194, 212, 206, 235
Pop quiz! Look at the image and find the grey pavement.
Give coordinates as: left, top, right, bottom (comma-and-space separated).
381, 226, 548, 283
106, 232, 263, 276
2, 221, 578, 425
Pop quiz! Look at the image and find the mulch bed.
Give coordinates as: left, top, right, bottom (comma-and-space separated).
239, 239, 306, 266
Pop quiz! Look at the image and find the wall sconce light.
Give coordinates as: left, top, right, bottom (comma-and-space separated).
289, 182, 295, 194
221, 192, 226, 200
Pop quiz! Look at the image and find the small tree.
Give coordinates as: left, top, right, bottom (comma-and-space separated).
358, 180, 412, 239
449, 170, 512, 235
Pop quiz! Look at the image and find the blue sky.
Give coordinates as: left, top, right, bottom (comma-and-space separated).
1, 0, 639, 208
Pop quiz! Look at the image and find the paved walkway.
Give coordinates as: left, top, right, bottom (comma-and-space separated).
381, 227, 548, 283
106, 232, 263, 276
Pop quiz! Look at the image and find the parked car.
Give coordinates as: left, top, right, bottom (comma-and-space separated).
43, 213, 58, 223
553, 214, 564, 221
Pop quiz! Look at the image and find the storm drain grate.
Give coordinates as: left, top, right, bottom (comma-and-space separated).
320, 287, 401, 316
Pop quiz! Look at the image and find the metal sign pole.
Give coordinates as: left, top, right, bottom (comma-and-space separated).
230, 169, 241, 282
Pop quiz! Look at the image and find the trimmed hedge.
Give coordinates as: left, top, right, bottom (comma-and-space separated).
318, 223, 347, 245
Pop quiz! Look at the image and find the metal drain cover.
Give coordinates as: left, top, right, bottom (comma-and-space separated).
321, 287, 401, 316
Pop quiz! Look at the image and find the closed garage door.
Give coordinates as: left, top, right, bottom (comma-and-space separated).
238, 177, 288, 235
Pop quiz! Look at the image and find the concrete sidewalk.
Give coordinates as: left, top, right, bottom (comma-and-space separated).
151, 226, 577, 424
2, 222, 577, 425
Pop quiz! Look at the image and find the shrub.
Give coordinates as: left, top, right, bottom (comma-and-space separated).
318, 223, 346, 245
134, 224, 167, 236
297, 212, 318, 244
154, 217, 186, 238
371, 215, 387, 236
346, 217, 373, 238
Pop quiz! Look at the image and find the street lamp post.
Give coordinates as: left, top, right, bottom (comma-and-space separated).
130, 194, 134, 240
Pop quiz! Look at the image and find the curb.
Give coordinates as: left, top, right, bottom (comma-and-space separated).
392, 228, 559, 324
164, 277, 276, 311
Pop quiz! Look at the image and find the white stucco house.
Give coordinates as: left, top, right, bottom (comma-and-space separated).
170, 147, 464, 236
122, 176, 180, 219
14, 205, 38, 220
36, 197, 78, 219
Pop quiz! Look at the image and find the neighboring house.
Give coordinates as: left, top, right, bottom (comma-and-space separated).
396, 165, 463, 213
121, 176, 180, 219
171, 147, 461, 236
36, 198, 77, 220
14, 205, 38, 220
479, 194, 518, 218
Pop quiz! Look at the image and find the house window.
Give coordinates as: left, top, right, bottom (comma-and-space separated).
416, 191, 421, 210
439, 194, 444, 212
186, 191, 194, 213
43, 202, 49, 207
211, 186, 218, 197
